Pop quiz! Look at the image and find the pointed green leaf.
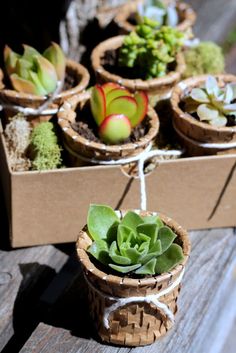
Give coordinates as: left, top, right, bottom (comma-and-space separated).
109, 241, 131, 265
120, 211, 144, 233
135, 258, 156, 275
142, 215, 163, 229
124, 247, 142, 263
205, 76, 218, 96
117, 224, 134, 248
155, 244, 184, 274
109, 263, 141, 273
137, 223, 158, 247
106, 221, 119, 244
87, 240, 110, 265
87, 204, 119, 241
158, 226, 177, 252
139, 239, 162, 264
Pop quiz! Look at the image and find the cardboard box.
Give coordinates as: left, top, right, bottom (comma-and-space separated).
0, 121, 236, 247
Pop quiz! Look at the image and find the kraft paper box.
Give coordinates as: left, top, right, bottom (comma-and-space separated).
0, 121, 236, 247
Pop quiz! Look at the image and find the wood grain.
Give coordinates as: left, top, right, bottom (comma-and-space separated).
19, 228, 236, 352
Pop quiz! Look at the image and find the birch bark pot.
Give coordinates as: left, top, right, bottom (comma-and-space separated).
0, 60, 90, 124
114, 0, 196, 37
57, 91, 159, 166
76, 210, 191, 347
91, 35, 185, 102
171, 74, 236, 156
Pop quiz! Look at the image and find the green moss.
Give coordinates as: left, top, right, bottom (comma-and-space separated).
183, 42, 225, 78
30, 122, 62, 171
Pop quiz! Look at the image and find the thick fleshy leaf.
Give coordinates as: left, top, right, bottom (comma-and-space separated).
106, 221, 119, 244
139, 239, 162, 264
90, 85, 106, 125
109, 263, 141, 273
224, 84, 233, 104
155, 244, 184, 274
87, 239, 110, 265
120, 211, 144, 233
137, 223, 158, 247
22, 44, 40, 63
224, 103, 236, 111
4, 45, 20, 75
117, 224, 135, 248
10, 73, 43, 95
124, 247, 142, 263
205, 76, 218, 96
109, 241, 131, 265
142, 215, 163, 227
106, 87, 132, 106
158, 226, 176, 252
29, 71, 48, 96
190, 88, 209, 103
87, 204, 119, 241
138, 238, 150, 253
197, 104, 219, 121
106, 96, 137, 122
35, 55, 57, 94
99, 114, 131, 144
135, 258, 156, 275
209, 114, 227, 127
43, 42, 66, 81
15, 58, 32, 80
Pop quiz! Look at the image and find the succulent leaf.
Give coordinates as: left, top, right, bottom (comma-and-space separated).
34, 55, 57, 94
43, 42, 66, 81
190, 88, 209, 103
86, 205, 185, 276
87, 204, 119, 241
197, 104, 219, 121
99, 114, 132, 144
4, 45, 20, 75
10, 73, 41, 95
29, 71, 48, 96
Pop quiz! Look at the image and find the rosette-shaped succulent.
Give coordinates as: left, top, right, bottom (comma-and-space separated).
4, 42, 66, 96
86, 205, 184, 275
119, 17, 184, 79
90, 82, 148, 144
184, 76, 236, 126
136, 0, 178, 28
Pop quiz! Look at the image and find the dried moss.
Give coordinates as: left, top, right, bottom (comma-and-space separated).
183, 42, 225, 78
30, 122, 62, 171
4, 114, 32, 171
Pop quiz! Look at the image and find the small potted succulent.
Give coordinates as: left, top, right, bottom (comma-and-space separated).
0, 43, 90, 123
91, 18, 185, 102
171, 75, 236, 156
114, 0, 196, 37
77, 204, 191, 346
58, 82, 159, 165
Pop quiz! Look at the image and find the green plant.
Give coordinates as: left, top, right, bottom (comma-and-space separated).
86, 204, 184, 275
90, 82, 148, 144
4, 114, 32, 171
119, 17, 184, 79
184, 76, 236, 126
136, 0, 178, 27
4, 42, 66, 96
30, 122, 62, 170
183, 42, 225, 78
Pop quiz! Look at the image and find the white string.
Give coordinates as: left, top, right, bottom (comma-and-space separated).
0, 80, 63, 116
173, 122, 236, 150
85, 268, 185, 329
64, 141, 183, 211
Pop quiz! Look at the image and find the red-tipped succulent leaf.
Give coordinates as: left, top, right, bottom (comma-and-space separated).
91, 85, 106, 125
99, 114, 131, 144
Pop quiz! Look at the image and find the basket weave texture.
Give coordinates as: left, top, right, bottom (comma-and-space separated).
58, 91, 159, 164
171, 74, 236, 156
76, 210, 190, 346
114, 0, 196, 35
0, 60, 90, 115
91, 35, 185, 99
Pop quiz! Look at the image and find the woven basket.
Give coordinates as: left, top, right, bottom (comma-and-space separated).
58, 91, 159, 166
91, 35, 186, 102
0, 60, 90, 124
171, 74, 236, 156
76, 210, 190, 346
114, 0, 196, 37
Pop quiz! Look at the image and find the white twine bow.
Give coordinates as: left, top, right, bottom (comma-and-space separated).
64, 141, 183, 211
85, 268, 185, 329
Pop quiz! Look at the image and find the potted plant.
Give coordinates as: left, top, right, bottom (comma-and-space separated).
91, 18, 186, 102
58, 82, 159, 166
114, 0, 196, 37
171, 75, 236, 156
0, 43, 90, 123
76, 204, 191, 346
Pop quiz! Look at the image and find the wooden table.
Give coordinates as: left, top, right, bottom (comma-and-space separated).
1, 1, 236, 352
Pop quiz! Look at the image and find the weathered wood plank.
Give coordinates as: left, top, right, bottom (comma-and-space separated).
19, 228, 236, 352
0, 185, 70, 351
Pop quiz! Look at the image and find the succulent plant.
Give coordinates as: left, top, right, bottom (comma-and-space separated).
119, 17, 184, 79
4, 42, 66, 96
90, 82, 148, 144
184, 76, 236, 126
86, 204, 184, 275
136, 0, 179, 28
29, 122, 62, 170
183, 42, 225, 78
